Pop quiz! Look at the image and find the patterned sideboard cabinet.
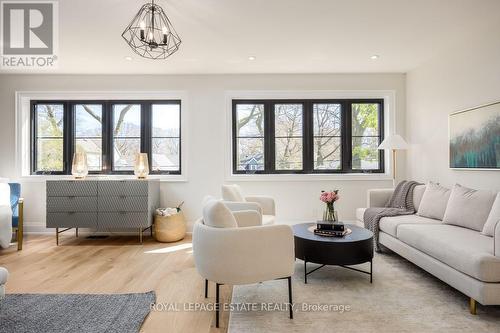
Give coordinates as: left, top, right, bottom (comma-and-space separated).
46, 179, 160, 245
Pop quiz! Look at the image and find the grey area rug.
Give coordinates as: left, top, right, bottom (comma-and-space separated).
229, 254, 500, 333
0, 291, 155, 333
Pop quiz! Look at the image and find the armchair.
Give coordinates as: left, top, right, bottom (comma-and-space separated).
221, 184, 276, 225
9, 183, 23, 251
0, 267, 8, 300
193, 199, 294, 328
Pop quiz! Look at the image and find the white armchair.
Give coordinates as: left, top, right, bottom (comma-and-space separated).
193, 199, 294, 328
0, 267, 8, 300
221, 184, 276, 225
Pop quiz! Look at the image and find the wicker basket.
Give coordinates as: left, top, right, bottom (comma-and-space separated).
154, 212, 186, 243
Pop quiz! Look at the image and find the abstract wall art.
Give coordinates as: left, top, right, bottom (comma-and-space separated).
450, 101, 500, 169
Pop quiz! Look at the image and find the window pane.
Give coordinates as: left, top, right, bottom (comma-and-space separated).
352, 103, 381, 170
152, 138, 179, 171
275, 104, 303, 137
113, 104, 141, 137
352, 103, 379, 136
113, 138, 141, 171
313, 104, 341, 136
275, 138, 303, 170
76, 139, 102, 171
36, 104, 64, 137
75, 104, 102, 171
237, 138, 264, 171
35, 104, 64, 172
152, 104, 180, 137
314, 137, 341, 170
113, 104, 141, 170
236, 104, 264, 137
37, 138, 64, 171
352, 137, 380, 170
275, 104, 303, 170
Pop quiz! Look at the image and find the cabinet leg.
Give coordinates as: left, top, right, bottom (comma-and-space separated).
56, 227, 59, 246
139, 228, 143, 244
76, 228, 78, 238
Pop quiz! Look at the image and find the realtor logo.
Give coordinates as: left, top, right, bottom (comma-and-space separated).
1, 1, 58, 69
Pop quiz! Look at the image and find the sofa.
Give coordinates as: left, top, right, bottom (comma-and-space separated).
356, 183, 500, 314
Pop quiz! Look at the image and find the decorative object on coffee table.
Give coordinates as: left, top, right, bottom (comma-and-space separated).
293, 222, 373, 283
320, 190, 339, 222
154, 202, 186, 242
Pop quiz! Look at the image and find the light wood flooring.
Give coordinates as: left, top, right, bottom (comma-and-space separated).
0, 233, 232, 333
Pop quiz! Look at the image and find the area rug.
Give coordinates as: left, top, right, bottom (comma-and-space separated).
0, 291, 155, 333
229, 254, 500, 333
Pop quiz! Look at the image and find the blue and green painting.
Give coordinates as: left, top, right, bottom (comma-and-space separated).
450, 102, 500, 169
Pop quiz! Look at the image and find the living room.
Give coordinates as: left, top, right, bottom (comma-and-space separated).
0, 0, 499, 332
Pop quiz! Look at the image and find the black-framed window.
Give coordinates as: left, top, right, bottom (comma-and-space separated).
232, 99, 384, 174
31, 100, 181, 175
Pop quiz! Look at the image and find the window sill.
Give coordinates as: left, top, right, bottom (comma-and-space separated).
226, 173, 392, 182
19, 174, 188, 183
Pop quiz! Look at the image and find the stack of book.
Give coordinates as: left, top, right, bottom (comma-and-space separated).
314, 221, 347, 237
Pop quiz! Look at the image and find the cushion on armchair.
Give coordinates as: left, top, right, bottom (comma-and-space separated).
221, 184, 245, 202
203, 200, 238, 228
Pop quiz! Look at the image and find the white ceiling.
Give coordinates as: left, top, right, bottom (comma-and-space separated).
3, 0, 500, 74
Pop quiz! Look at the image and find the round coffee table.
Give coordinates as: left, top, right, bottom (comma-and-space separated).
293, 222, 374, 284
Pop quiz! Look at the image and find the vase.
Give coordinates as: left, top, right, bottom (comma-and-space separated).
323, 203, 338, 222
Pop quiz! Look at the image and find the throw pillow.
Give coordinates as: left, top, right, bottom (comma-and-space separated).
417, 181, 451, 220
203, 200, 238, 228
481, 193, 500, 236
442, 184, 496, 231
221, 184, 245, 202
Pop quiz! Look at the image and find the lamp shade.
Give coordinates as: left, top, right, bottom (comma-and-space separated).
134, 153, 149, 179
378, 134, 409, 150
72, 152, 88, 179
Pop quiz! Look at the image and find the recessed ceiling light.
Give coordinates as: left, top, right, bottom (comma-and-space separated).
248, 56, 256, 61
370, 54, 380, 60
125, 56, 133, 61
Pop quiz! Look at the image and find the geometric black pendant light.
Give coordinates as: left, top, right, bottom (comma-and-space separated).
122, 0, 181, 59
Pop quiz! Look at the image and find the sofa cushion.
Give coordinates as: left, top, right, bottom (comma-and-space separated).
221, 184, 245, 202
443, 184, 496, 232
482, 193, 500, 237
417, 182, 451, 220
413, 185, 426, 211
203, 200, 238, 228
397, 224, 500, 282
379, 214, 441, 237
0, 267, 7, 285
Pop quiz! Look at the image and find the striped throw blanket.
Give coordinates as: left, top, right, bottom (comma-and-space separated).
363, 180, 421, 252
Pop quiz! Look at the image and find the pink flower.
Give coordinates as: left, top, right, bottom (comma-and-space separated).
320, 190, 340, 203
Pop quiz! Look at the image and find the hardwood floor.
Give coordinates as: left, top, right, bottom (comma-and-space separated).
0, 233, 232, 333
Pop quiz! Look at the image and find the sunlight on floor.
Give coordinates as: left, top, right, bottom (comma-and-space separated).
144, 243, 192, 254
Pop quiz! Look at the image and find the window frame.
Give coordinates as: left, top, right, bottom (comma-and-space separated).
30, 99, 182, 175
232, 99, 384, 175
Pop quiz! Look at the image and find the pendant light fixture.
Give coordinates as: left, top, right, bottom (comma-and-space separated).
122, 0, 181, 59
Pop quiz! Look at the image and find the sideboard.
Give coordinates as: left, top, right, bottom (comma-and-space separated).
46, 179, 160, 245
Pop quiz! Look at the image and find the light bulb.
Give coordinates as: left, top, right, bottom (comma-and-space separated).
162, 26, 167, 34
140, 21, 146, 30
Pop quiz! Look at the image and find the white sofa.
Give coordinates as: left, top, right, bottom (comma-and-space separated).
193, 199, 294, 327
221, 184, 276, 225
357, 185, 500, 314
0, 267, 8, 299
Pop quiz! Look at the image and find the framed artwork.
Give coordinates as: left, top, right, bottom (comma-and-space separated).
449, 101, 500, 169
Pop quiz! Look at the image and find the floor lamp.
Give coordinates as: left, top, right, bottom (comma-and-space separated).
378, 134, 409, 187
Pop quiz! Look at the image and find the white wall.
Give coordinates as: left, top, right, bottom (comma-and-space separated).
406, 21, 500, 191
0, 74, 405, 232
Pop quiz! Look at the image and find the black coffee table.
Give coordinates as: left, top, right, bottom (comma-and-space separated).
293, 222, 374, 284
